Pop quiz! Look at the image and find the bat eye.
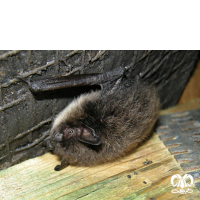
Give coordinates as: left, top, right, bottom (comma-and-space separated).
69, 130, 74, 135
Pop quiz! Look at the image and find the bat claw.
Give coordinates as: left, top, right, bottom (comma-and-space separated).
54, 165, 61, 171
54, 160, 70, 171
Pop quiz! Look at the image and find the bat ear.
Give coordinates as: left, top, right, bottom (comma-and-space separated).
78, 126, 102, 145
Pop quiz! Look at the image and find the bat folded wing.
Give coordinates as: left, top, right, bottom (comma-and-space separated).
23, 67, 125, 93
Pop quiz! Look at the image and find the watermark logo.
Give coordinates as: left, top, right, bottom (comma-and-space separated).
171, 174, 193, 194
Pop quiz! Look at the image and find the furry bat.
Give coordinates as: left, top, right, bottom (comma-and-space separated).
25, 67, 160, 171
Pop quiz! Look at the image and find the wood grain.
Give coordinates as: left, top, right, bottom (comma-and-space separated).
179, 59, 200, 104
160, 98, 200, 116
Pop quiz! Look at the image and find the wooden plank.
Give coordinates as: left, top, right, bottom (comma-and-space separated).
178, 59, 200, 104
1, 100, 200, 199
160, 98, 200, 115
1, 134, 199, 199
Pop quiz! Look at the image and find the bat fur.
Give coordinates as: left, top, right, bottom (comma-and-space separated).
49, 78, 160, 170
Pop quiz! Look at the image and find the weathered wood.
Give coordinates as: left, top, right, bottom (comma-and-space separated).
160, 98, 200, 115
1, 99, 200, 199
0, 136, 199, 199
179, 59, 200, 104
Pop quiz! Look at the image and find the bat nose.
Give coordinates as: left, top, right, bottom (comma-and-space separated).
53, 132, 63, 142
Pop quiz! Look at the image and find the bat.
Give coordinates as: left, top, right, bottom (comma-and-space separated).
25, 67, 160, 171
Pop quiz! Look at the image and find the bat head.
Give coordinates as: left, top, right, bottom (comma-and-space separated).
52, 124, 102, 146
50, 91, 102, 148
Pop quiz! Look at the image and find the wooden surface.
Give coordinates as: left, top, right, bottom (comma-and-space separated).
1, 100, 200, 200
160, 98, 200, 115
178, 59, 200, 104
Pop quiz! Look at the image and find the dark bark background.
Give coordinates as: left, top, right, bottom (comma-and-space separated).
0, 50, 199, 170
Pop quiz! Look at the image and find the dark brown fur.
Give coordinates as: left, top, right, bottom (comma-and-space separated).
50, 79, 160, 170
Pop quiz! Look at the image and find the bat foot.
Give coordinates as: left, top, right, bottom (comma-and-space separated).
54, 159, 69, 171
54, 165, 61, 171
